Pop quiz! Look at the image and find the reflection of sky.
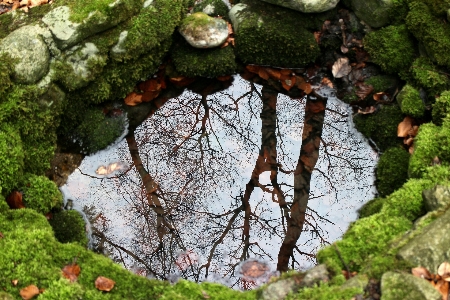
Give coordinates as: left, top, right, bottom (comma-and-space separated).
61, 75, 377, 287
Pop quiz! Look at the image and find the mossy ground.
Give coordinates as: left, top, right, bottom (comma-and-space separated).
376, 147, 410, 197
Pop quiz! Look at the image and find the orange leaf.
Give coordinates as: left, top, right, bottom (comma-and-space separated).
62, 264, 81, 283
6, 191, 25, 209
412, 267, 432, 280
20, 285, 40, 300
95, 276, 116, 292
398, 116, 414, 138
265, 68, 281, 80
245, 65, 260, 74
217, 75, 232, 81
281, 76, 296, 91
142, 90, 160, 102
138, 79, 160, 92
258, 68, 269, 80
124, 92, 143, 106
321, 77, 334, 88
434, 279, 449, 300
280, 69, 291, 76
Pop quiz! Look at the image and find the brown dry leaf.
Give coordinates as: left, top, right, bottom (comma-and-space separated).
138, 79, 160, 92
398, 116, 414, 138
95, 276, 115, 292
409, 145, 414, 154
410, 125, 419, 137
281, 76, 296, 91
434, 279, 449, 300
62, 263, 81, 283
217, 75, 232, 81
332, 57, 352, 78
314, 31, 321, 44
245, 65, 260, 74
412, 266, 432, 280
357, 106, 377, 115
355, 83, 374, 100
404, 137, 414, 146
11, 279, 18, 286
438, 262, 450, 279
321, 77, 334, 88
258, 68, 269, 80
20, 285, 40, 300
124, 92, 143, 106
141, 90, 160, 102
6, 191, 25, 209
373, 92, 388, 102
341, 45, 349, 53
265, 68, 282, 80
169, 76, 195, 87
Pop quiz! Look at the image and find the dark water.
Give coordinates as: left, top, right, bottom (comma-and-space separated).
61, 75, 377, 289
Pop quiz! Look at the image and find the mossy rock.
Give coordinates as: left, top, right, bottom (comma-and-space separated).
357, 197, 386, 219
365, 75, 399, 93
396, 84, 425, 118
49, 210, 88, 247
353, 104, 404, 152
363, 24, 416, 74
0, 124, 24, 194
20, 173, 62, 214
73, 107, 127, 154
406, 1, 450, 69
193, 0, 230, 20
410, 57, 450, 96
172, 38, 237, 77
232, 0, 321, 67
432, 90, 450, 126
376, 147, 410, 197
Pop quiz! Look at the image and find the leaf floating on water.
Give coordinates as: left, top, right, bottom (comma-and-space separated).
332, 57, 352, 78
62, 263, 81, 282
20, 285, 40, 300
95, 276, 115, 292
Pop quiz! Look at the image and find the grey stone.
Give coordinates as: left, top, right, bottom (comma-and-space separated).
179, 12, 228, 48
0, 25, 50, 84
340, 274, 368, 292
228, 3, 248, 33
260, 0, 339, 13
42, 1, 130, 50
422, 185, 450, 212
346, 0, 395, 28
381, 272, 441, 300
301, 264, 330, 287
259, 278, 297, 300
397, 208, 450, 273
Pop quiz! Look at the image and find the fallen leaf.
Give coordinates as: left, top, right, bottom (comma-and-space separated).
258, 68, 269, 80
434, 279, 449, 300
314, 31, 322, 44
398, 116, 414, 138
62, 263, 81, 283
124, 92, 143, 106
20, 285, 39, 300
169, 76, 196, 87
438, 262, 450, 279
95, 276, 115, 292
281, 76, 296, 91
357, 106, 377, 115
355, 83, 374, 100
201, 290, 211, 299
265, 68, 282, 80
321, 77, 334, 88
332, 57, 352, 78
412, 267, 432, 280
6, 190, 25, 209
373, 92, 389, 102
141, 90, 160, 102
217, 75, 232, 81
11, 279, 18, 286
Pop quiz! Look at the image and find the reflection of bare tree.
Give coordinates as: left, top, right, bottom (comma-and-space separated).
79, 76, 375, 287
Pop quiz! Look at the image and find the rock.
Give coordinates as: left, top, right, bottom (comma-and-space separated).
397, 208, 450, 273
228, 3, 248, 33
345, 0, 396, 28
0, 25, 50, 84
42, 1, 136, 50
179, 12, 229, 48
381, 271, 441, 300
340, 274, 368, 291
193, 0, 230, 18
422, 185, 450, 212
300, 264, 330, 287
260, 0, 339, 13
259, 278, 297, 300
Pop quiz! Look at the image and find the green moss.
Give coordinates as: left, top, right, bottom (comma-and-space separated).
159, 280, 256, 299
381, 178, 433, 220
0, 53, 15, 97
235, 0, 320, 67
365, 75, 399, 93
288, 284, 361, 300
0, 195, 8, 213
406, 1, 450, 68
49, 210, 88, 247
432, 90, 450, 125
193, 0, 230, 19
376, 147, 410, 197
396, 84, 425, 118
363, 24, 416, 74
0, 124, 24, 194
172, 38, 237, 77
408, 120, 450, 178
20, 174, 62, 214
418, 0, 450, 17
353, 104, 404, 152
74, 108, 126, 154
410, 57, 450, 96
66, 0, 141, 23
0, 209, 176, 299
317, 213, 412, 275
357, 197, 385, 219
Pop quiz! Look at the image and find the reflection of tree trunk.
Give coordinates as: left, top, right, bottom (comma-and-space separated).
277, 93, 328, 272
126, 132, 175, 241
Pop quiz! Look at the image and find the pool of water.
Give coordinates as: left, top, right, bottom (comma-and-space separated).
61, 75, 377, 289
